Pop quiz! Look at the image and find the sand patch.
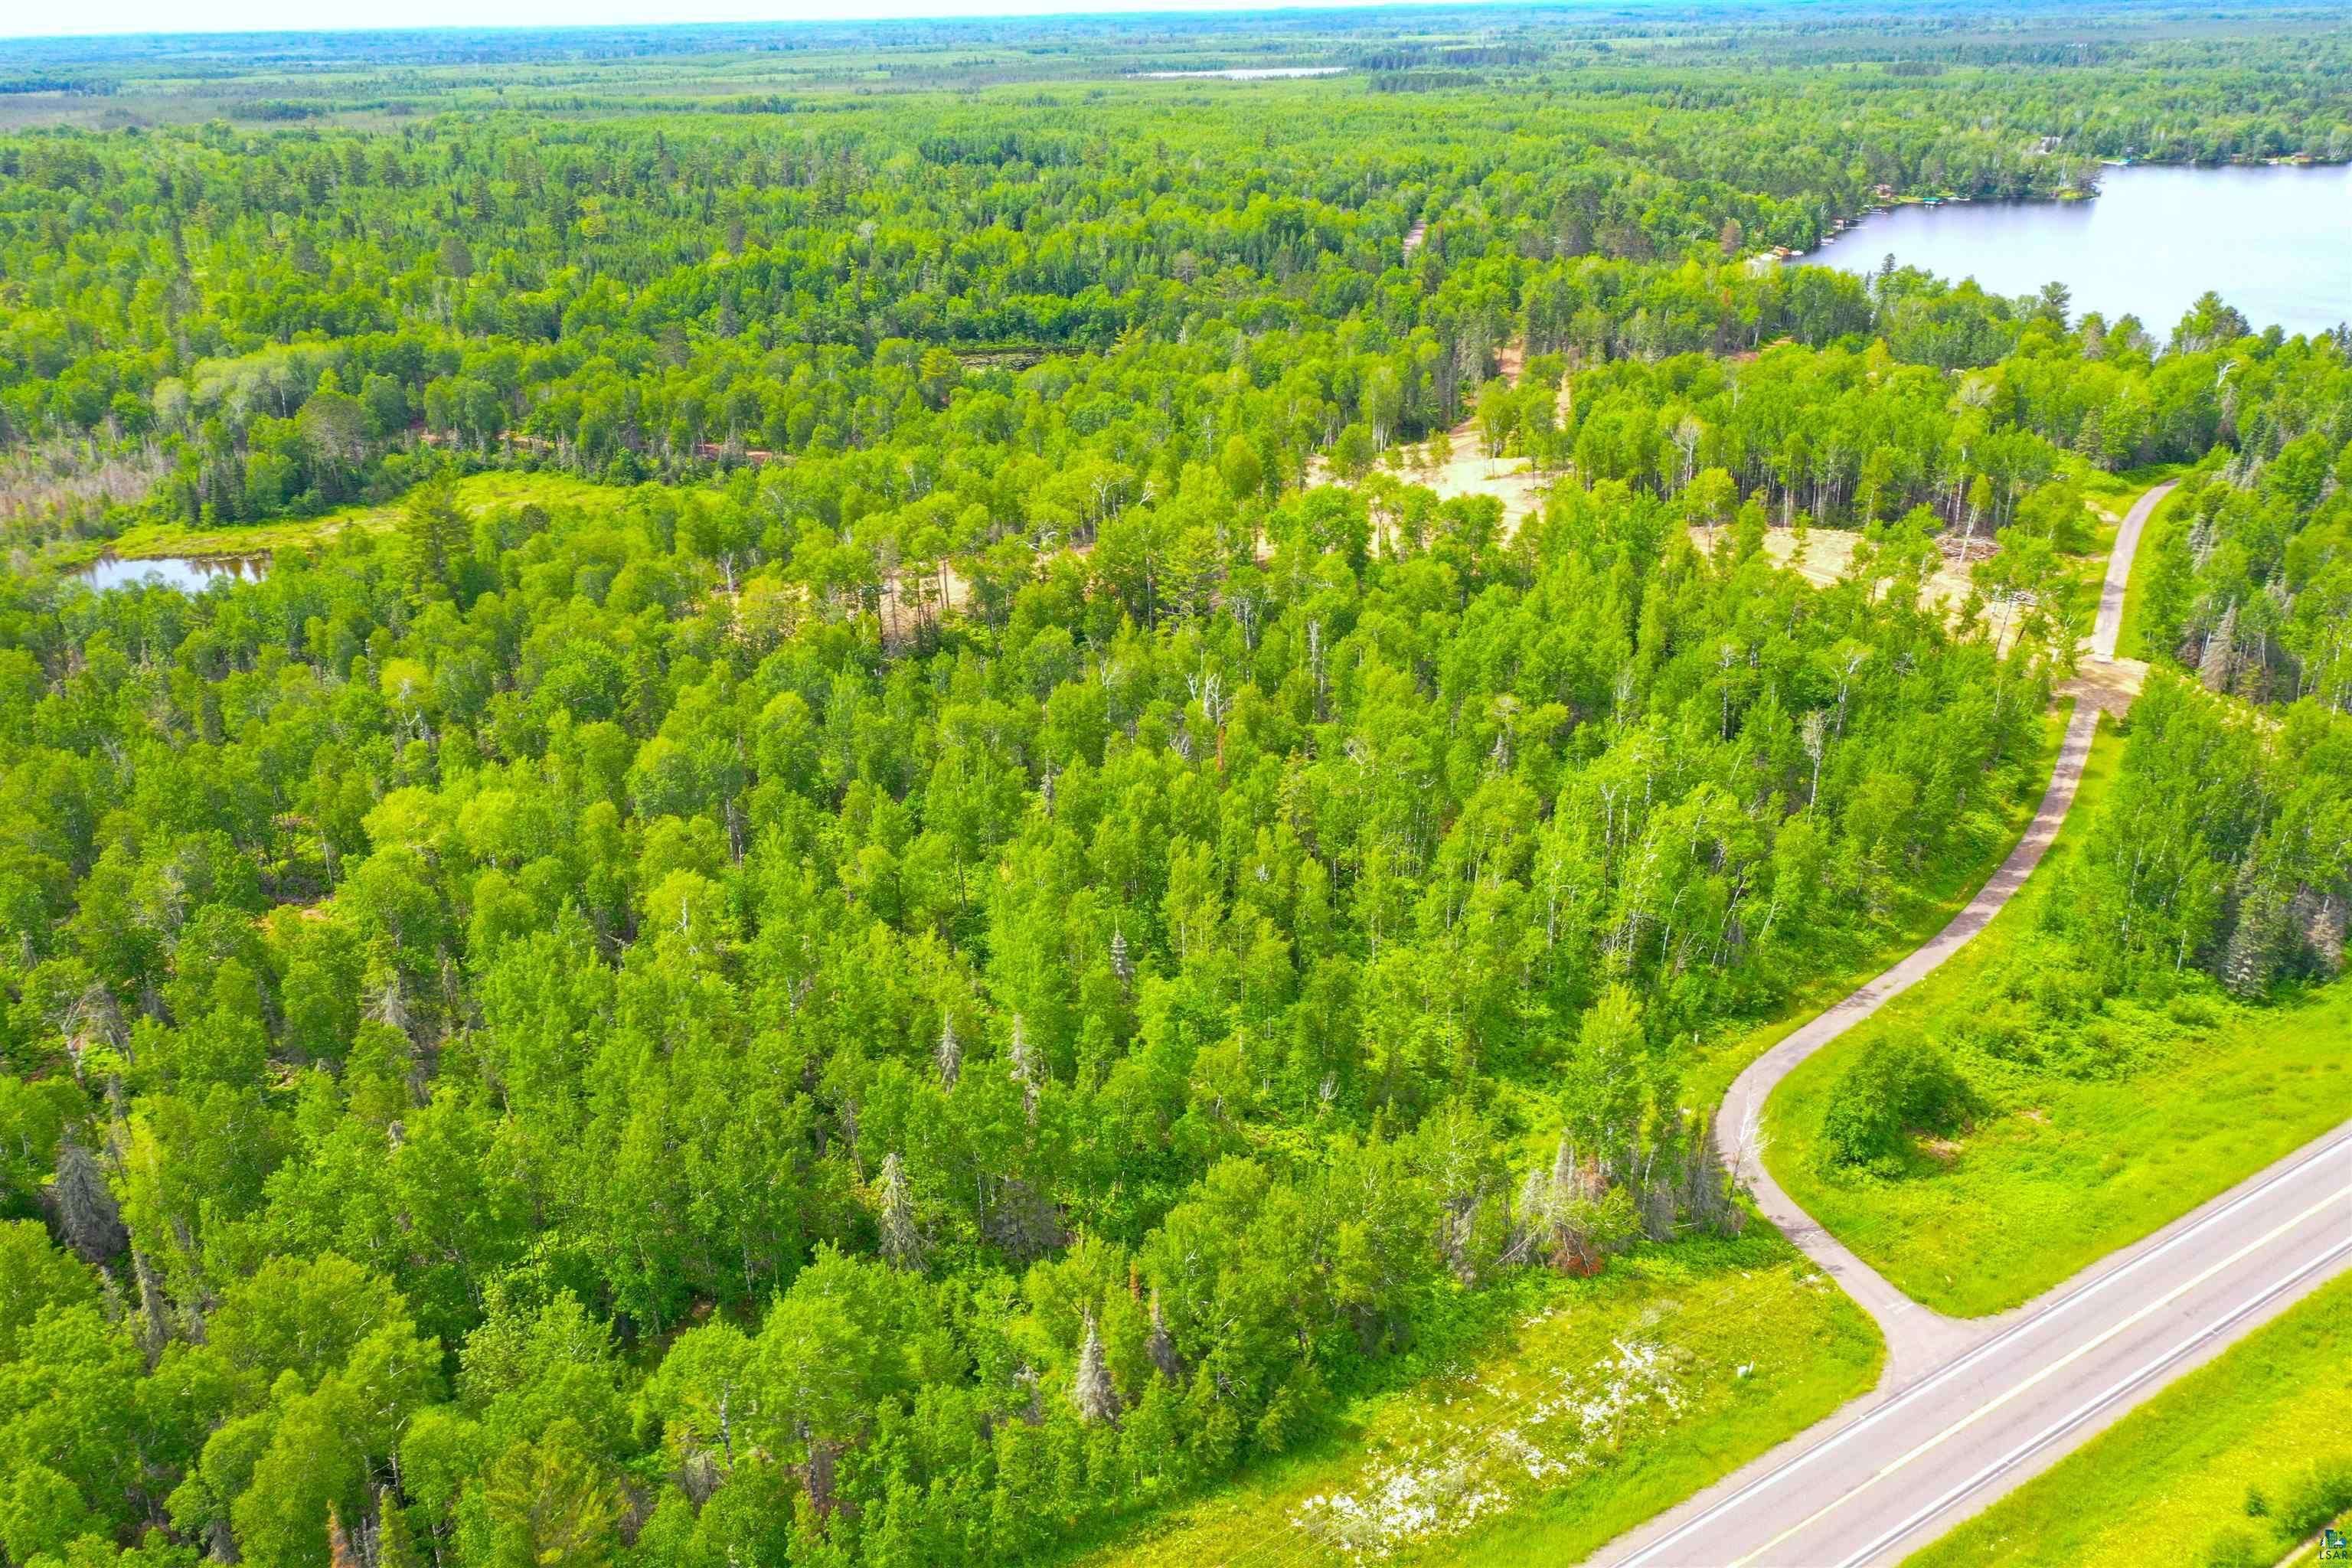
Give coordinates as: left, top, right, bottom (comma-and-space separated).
2060, 656, 2149, 718
1312, 340, 1577, 534
1726, 526, 1988, 616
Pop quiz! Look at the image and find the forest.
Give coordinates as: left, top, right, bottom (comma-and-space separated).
0, 5, 2348, 1568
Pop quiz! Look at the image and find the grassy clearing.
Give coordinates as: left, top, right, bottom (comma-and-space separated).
1903, 1272, 2352, 1568
2078, 461, 2185, 508
1772, 985, 2352, 1315
1764, 721, 2352, 1317
1067, 1236, 1881, 1568
101, 471, 627, 561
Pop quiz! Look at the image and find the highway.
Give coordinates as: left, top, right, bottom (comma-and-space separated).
1593, 480, 2352, 1564
1599, 1122, 2351, 1566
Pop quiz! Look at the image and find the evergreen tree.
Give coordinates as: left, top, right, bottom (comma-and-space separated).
936, 1015, 962, 1089
2200, 600, 2241, 693
876, 1153, 925, 1274
1072, 1312, 1119, 1426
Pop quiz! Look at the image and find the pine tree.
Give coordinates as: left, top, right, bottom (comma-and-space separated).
1146, 1289, 1183, 1383
877, 1152, 925, 1273
1680, 1116, 1745, 1237
1072, 1311, 1119, 1424
395, 473, 473, 603
129, 1247, 172, 1361
936, 1014, 962, 1089
1122, 1374, 1185, 1495
1008, 1014, 1040, 1123
2222, 861, 2283, 996
376, 1491, 420, 1568
483, 1419, 626, 1568
1517, 1132, 1634, 1275
2307, 895, 2346, 975
1636, 1147, 1677, 1243
364, 971, 410, 1037
2199, 600, 2239, 693
51, 1132, 126, 1264
61, 981, 122, 1076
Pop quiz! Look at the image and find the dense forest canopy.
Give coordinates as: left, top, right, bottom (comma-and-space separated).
0, 6, 2348, 1568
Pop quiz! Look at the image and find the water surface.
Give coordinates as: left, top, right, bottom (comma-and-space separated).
76, 554, 266, 593
1135, 67, 1344, 80
1809, 163, 2352, 338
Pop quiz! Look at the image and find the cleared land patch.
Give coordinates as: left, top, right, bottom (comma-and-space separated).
96, 471, 626, 563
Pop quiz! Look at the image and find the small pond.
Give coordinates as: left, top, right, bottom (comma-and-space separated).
1806, 162, 2352, 339
75, 554, 268, 594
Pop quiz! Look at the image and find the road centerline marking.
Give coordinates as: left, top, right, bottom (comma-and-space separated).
1831, 1236, 2352, 1568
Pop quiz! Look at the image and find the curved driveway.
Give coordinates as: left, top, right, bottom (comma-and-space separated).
1593, 482, 2352, 1564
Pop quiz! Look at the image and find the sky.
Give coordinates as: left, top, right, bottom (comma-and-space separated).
7, 0, 1419, 43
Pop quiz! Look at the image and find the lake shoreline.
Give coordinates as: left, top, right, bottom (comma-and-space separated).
1800, 155, 2350, 263
1795, 160, 2352, 337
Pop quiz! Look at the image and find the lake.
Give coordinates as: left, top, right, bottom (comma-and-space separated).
75, 554, 267, 593
1808, 162, 2352, 339
1134, 67, 1345, 80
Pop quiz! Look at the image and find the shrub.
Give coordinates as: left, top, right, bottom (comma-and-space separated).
1819, 1027, 1976, 1169
2167, 990, 2223, 1030
2278, 1453, 2352, 1536
2197, 1526, 2264, 1568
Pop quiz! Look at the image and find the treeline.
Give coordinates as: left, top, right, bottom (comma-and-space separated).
2, 235, 2326, 584
2135, 329, 2352, 711
2066, 676, 2350, 996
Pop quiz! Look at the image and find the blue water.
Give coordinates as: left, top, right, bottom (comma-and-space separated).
1810, 162, 2352, 339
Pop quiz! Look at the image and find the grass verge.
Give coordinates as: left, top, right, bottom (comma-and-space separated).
1763, 720, 2352, 1316
1067, 1234, 1881, 1568
1901, 1272, 2352, 1568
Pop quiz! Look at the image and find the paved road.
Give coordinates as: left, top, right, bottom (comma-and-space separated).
1713, 697, 2104, 1384
2090, 478, 2167, 658
1591, 480, 2352, 1563
1599, 1122, 2350, 1566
